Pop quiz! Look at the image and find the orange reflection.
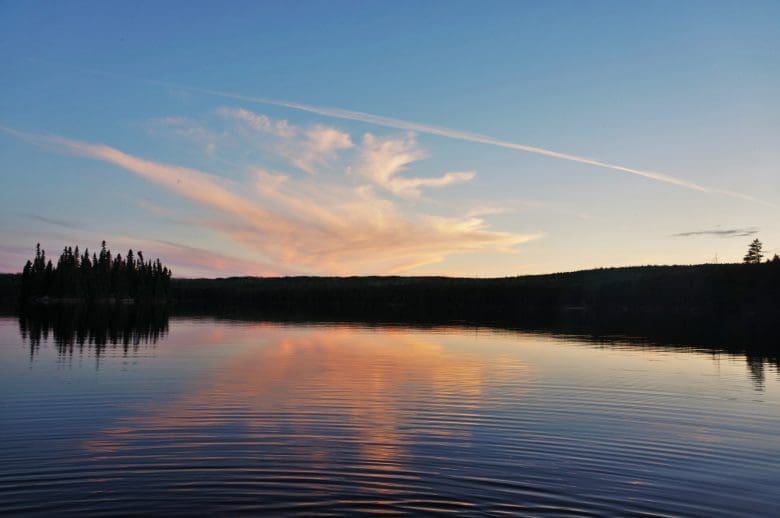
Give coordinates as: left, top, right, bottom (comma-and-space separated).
84, 324, 531, 476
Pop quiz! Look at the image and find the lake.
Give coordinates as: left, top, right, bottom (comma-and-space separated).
1, 314, 779, 515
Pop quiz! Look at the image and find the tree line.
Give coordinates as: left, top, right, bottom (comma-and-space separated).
20, 241, 171, 302
171, 261, 780, 324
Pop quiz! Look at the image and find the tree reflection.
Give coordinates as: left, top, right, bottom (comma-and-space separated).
746, 355, 767, 391
19, 304, 169, 358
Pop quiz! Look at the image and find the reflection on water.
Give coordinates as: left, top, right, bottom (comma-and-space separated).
13, 306, 780, 391
18, 305, 169, 360
1, 315, 779, 515
746, 354, 770, 391
84, 326, 530, 469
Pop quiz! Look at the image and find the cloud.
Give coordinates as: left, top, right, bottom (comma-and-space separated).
217, 107, 294, 138
217, 107, 352, 174
147, 116, 221, 155
465, 206, 514, 218
130, 80, 773, 208
247, 167, 535, 273
2, 126, 538, 275
671, 227, 759, 238
70, 235, 283, 278
353, 133, 475, 198
20, 64, 777, 208
22, 213, 86, 230
132, 238, 283, 278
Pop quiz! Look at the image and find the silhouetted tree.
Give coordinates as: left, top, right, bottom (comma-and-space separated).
18, 242, 172, 303
743, 239, 764, 264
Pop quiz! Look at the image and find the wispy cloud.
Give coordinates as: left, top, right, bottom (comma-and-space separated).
250, 167, 534, 273
132, 238, 283, 278
352, 133, 474, 198
465, 206, 515, 218
146, 116, 222, 155
465, 199, 591, 221
24, 64, 776, 208
22, 213, 86, 230
217, 107, 295, 138
131, 80, 778, 208
1, 125, 538, 275
218, 107, 352, 174
68, 234, 283, 278
671, 227, 759, 238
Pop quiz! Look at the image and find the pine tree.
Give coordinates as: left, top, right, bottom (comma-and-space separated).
18, 241, 172, 303
743, 239, 764, 264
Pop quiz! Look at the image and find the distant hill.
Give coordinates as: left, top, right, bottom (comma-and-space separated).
2, 263, 779, 325
167, 263, 780, 323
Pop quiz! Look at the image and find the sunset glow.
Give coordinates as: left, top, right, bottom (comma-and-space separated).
1, 2, 778, 276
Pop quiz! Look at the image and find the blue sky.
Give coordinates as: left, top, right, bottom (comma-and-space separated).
1, 1, 778, 276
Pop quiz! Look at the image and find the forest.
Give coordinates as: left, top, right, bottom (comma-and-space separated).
1, 242, 779, 346
17, 242, 171, 303
169, 262, 780, 324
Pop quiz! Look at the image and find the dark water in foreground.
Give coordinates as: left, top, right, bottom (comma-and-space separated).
1, 315, 779, 516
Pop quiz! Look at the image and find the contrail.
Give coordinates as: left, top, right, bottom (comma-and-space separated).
157, 81, 708, 190
11, 61, 780, 208
137, 78, 780, 208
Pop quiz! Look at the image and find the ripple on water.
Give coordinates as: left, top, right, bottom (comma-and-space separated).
0, 319, 779, 516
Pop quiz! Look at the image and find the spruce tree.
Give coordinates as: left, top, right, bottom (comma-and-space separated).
743, 239, 764, 264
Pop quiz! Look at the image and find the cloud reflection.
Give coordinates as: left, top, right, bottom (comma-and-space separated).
83, 325, 531, 477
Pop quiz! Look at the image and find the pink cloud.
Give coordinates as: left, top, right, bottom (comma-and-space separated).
354, 133, 475, 198
112, 237, 285, 278
218, 107, 352, 174
3, 127, 539, 276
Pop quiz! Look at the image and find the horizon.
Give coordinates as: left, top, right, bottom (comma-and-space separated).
2, 2, 778, 277
3, 239, 769, 281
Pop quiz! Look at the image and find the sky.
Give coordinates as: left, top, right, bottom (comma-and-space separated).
1, 1, 778, 277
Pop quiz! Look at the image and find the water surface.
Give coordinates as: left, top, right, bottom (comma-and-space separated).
1, 315, 779, 515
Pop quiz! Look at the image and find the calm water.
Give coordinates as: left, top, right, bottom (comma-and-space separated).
1, 315, 779, 516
